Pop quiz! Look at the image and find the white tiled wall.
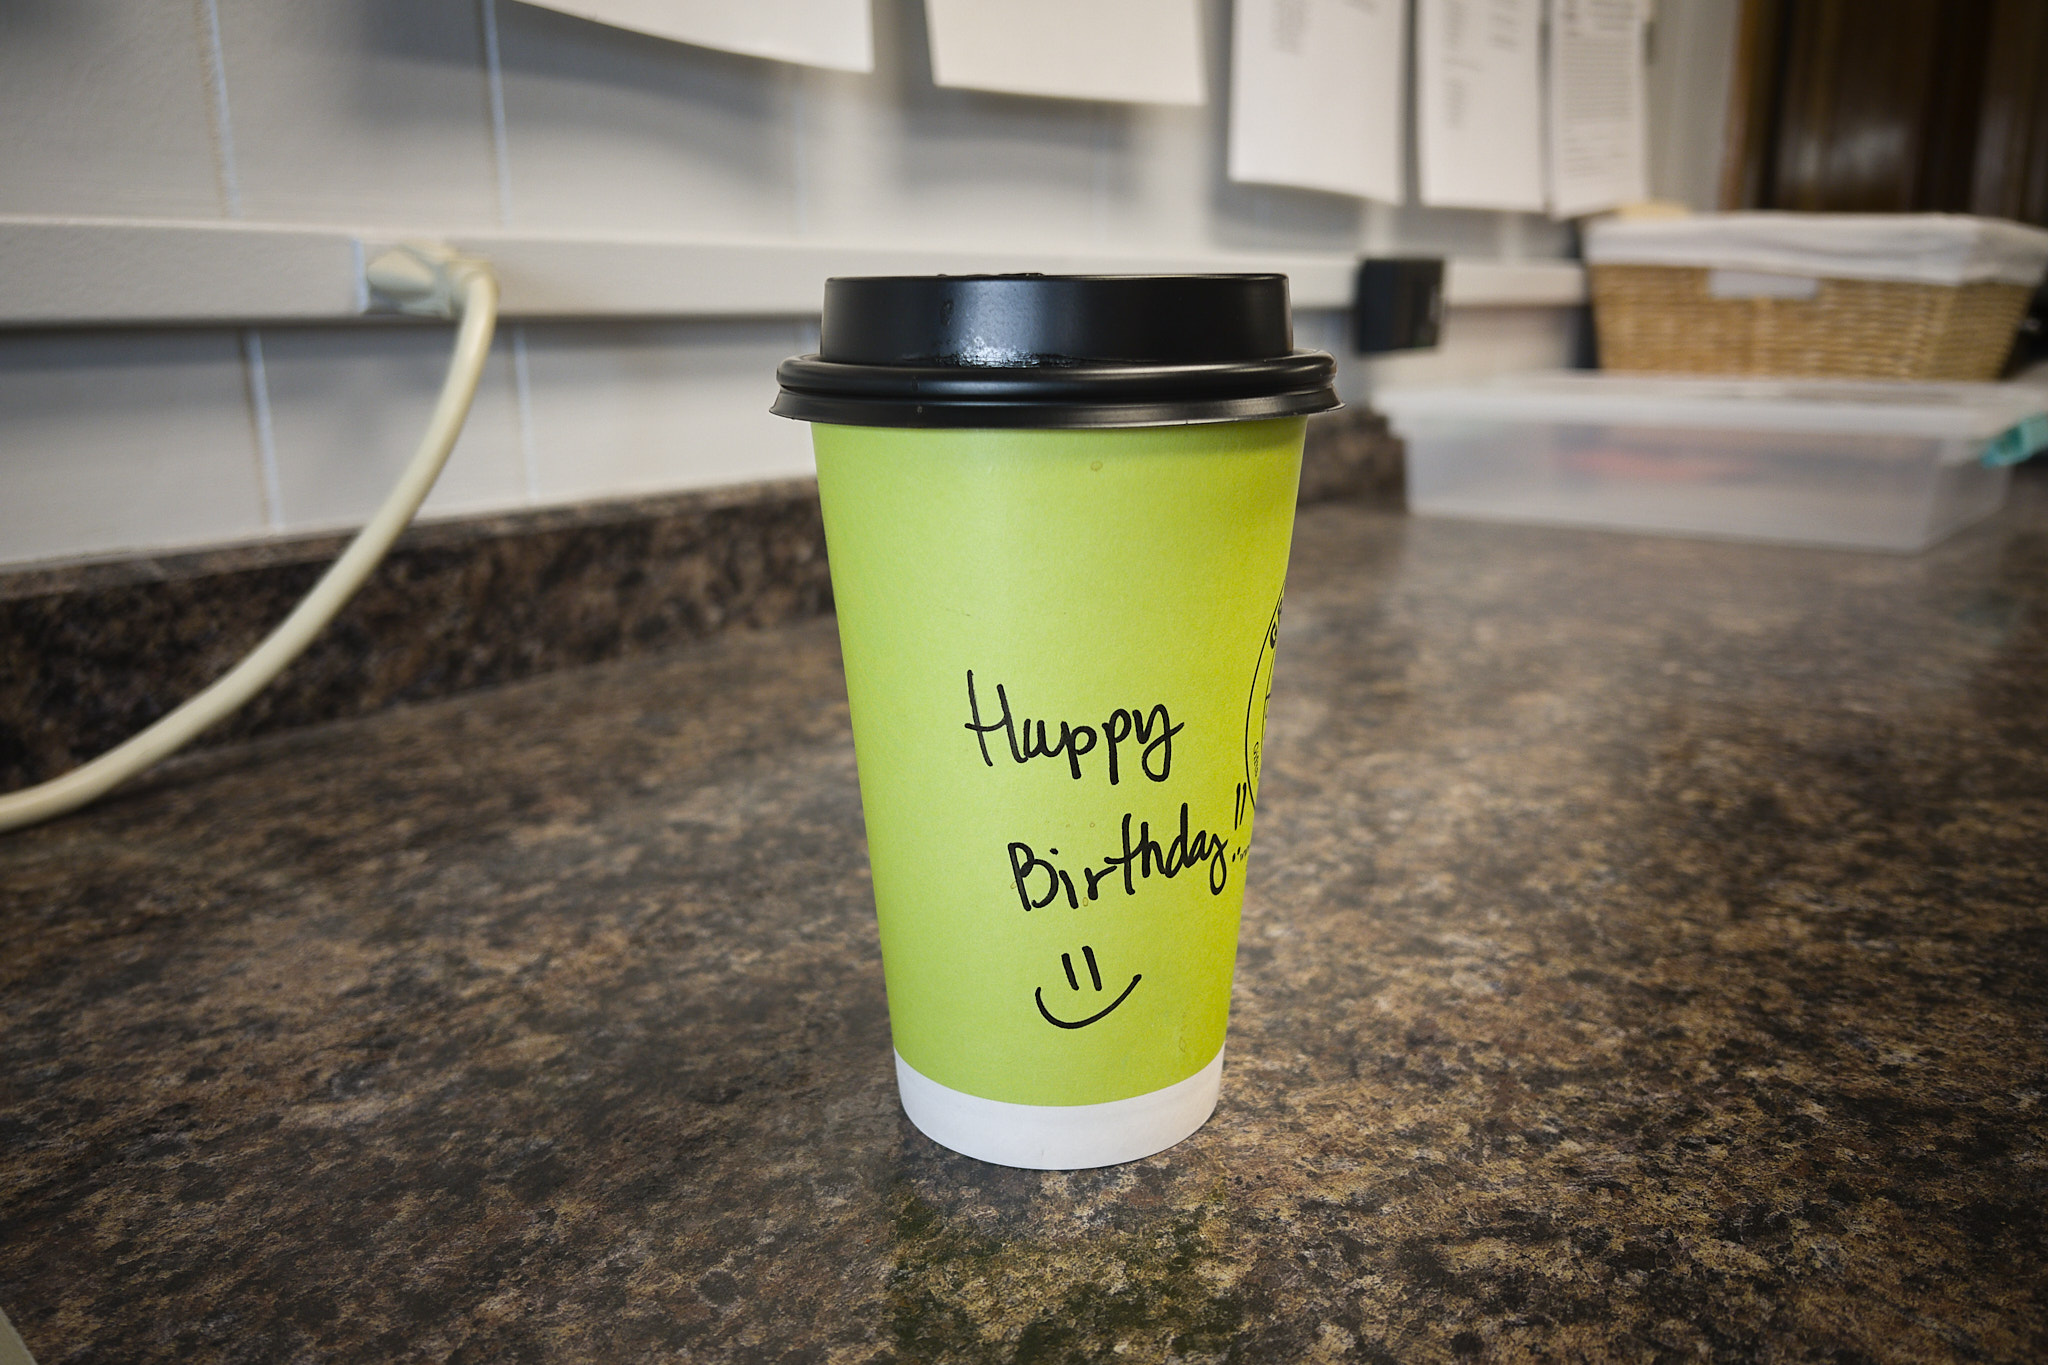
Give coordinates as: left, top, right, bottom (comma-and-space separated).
797, 0, 1109, 247
0, 1, 226, 219
256, 325, 528, 530
520, 320, 816, 502
0, 331, 268, 564
214, 0, 503, 227
0, 0, 1729, 570
495, 3, 801, 236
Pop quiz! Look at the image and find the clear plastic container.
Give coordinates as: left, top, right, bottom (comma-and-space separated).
1376, 373, 2047, 552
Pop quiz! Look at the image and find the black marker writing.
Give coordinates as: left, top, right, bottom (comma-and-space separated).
1007, 802, 1229, 913
965, 671, 1181, 785
1036, 944, 1142, 1029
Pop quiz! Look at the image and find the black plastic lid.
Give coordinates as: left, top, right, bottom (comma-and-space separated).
771, 274, 1341, 428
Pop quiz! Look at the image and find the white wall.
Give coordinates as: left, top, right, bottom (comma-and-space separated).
1645, 0, 1742, 211
0, 0, 1726, 569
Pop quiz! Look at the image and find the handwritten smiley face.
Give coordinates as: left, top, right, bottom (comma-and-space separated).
1035, 945, 1141, 1029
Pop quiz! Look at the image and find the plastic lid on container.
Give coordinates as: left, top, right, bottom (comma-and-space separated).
771, 274, 1340, 428
1583, 213, 2048, 288
1376, 372, 2048, 458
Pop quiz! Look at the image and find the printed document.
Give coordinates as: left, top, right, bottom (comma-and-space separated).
924, 0, 1207, 105
1228, 0, 1406, 203
1416, 0, 1546, 212
1546, 0, 1648, 216
511, 0, 873, 72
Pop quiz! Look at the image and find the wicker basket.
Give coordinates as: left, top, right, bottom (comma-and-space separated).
1590, 263, 2032, 381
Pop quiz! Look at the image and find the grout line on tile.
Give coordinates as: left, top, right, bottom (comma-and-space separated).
479, 0, 515, 227
1363, 200, 1394, 255
1498, 211, 1526, 262
348, 237, 369, 315
789, 68, 809, 237
241, 329, 283, 531
511, 325, 539, 502
1092, 108, 1112, 246
196, 0, 241, 218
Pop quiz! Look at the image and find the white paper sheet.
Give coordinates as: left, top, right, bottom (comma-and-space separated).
1227, 0, 1406, 202
1415, 0, 1546, 212
1545, 0, 1648, 217
923, 0, 1206, 105
511, 0, 874, 73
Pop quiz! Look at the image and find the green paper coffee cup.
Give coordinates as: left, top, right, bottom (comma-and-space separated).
773, 275, 1338, 1168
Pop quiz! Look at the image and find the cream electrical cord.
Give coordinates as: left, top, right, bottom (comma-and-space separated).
0, 248, 499, 835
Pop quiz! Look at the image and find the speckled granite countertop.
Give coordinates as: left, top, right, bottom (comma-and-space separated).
4, 475, 2046, 1364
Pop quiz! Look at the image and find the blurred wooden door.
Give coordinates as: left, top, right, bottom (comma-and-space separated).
1724, 0, 2048, 225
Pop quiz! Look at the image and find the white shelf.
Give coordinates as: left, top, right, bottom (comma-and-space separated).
0, 215, 1587, 328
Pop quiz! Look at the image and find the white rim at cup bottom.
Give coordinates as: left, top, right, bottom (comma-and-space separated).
893, 1047, 1224, 1170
